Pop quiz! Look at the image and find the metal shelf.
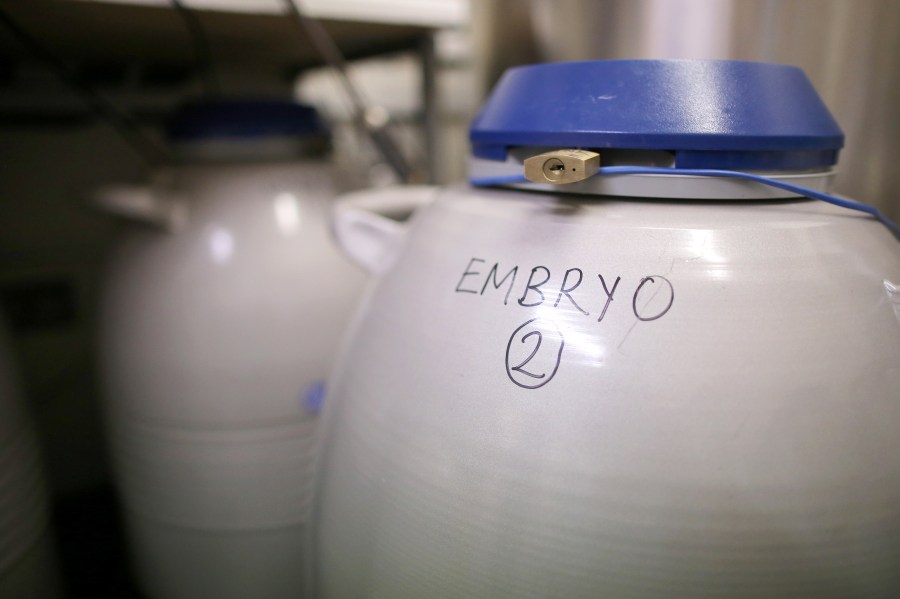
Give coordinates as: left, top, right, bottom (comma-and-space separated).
0, 0, 459, 74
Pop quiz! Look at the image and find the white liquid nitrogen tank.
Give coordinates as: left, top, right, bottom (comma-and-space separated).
314, 60, 900, 598
98, 99, 366, 599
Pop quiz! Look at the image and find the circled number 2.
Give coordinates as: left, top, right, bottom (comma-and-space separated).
505, 318, 565, 389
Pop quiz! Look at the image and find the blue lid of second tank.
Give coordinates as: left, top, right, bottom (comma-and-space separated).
470, 60, 844, 170
166, 98, 328, 142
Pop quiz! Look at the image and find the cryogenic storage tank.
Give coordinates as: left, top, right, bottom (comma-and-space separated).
98, 100, 366, 599
314, 61, 900, 598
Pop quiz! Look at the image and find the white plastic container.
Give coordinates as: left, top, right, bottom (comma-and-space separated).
314, 61, 900, 598
97, 100, 366, 598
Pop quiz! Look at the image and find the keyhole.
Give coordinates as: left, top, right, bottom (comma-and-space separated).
542, 158, 566, 181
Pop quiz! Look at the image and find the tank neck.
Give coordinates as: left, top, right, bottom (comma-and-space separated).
468, 149, 835, 201
169, 136, 330, 165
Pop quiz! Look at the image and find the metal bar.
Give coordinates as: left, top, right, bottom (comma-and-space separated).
284, 0, 412, 182
171, 0, 220, 97
419, 32, 438, 184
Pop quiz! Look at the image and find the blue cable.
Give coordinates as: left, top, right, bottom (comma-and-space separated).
469, 166, 900, 238
469, 173, 531, 186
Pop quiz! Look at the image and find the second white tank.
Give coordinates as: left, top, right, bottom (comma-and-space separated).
97, 100, 367, 599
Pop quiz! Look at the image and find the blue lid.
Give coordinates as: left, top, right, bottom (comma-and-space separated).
470, 60, 844, 170
166, 98, 328, 142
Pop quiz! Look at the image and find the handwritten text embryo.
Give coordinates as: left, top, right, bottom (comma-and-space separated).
454, 257, 675, 389
454, 257, 674, 323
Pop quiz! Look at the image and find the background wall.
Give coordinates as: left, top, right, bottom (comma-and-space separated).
473, 0, 900, 222
0, 124, 150, 495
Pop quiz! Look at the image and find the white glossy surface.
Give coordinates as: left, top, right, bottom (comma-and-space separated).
109, 416, 317, 528
101, 161, 366, 427
85, 0, 470, 27
126, 515, 308, 599
316, 185, 900, 598
332, 186, 439, 275
99, 159, 367, 599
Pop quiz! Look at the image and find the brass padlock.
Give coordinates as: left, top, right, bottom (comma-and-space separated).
523, 149, 600, 184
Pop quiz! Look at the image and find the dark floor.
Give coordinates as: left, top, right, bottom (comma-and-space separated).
52, 486, 142, 598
